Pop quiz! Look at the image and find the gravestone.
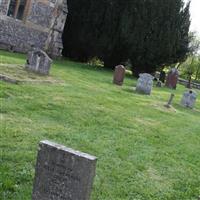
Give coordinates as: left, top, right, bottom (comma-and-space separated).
164, 93, 175, 108
113, 65, 125, 86
166, 68, 179, 89
136, 73, 154, 95
26, 48, 52, 75
32, 140, 97, 200
181, 90, 197, 109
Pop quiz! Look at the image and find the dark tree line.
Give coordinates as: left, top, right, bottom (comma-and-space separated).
62, 0, 190, 76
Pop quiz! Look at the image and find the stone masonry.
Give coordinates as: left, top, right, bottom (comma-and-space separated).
0, 0, 68, 58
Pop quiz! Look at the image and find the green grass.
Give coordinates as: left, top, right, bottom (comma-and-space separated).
0, 50, 200, 200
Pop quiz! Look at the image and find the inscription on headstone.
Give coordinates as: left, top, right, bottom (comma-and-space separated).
164, 93, 175, 108
113, 65, 125, 86
32, 140, 97, 200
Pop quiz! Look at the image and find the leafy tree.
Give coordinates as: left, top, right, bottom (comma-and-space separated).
180, 56, 200, 87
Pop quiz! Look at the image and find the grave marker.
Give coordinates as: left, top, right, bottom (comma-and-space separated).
181, 90, 197, 109
136, 73, 154, 95
32, 140, 97, 200
26, 48, 52, 75
165, 93, 175, 108
166, 68, 179, 89
113, 65, 125, 86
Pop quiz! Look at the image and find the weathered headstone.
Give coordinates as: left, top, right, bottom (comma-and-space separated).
113, 65, 125, 86
32, 140, 97, 200
166, 68, 179, 89
26, 48, 52, 75
181, 90, 197, 109
136, 73, 154, 95
164, 93, 175, 108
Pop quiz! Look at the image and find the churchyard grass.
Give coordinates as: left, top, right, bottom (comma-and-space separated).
0, 50, 200, 200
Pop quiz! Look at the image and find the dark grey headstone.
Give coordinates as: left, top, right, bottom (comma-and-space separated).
32, 140, 97, 200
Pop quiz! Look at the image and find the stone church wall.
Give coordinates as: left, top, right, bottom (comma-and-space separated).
0, 0, 68, 58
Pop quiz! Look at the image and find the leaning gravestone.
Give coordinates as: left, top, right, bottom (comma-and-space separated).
156, 80, 162, 87
164, 93, 175, 108
166, 68, 179, 89
32, 140, 97, 200
26, 48, 52, 75
181, 90, 197, 109
113, 65, 125, 86
136, 73, 154, 95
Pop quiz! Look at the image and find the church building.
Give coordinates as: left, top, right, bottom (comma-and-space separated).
0, 0, 68, 57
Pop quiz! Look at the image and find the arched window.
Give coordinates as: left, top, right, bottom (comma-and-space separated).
7, 0, 30, 20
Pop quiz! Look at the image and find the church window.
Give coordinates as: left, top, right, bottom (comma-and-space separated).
7, 0, 29, 20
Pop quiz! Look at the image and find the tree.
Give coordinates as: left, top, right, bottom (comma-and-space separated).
129, 0, 191, 76
188, 32, 200, 55
62, 0, 191, 76
180, 56, 200, 87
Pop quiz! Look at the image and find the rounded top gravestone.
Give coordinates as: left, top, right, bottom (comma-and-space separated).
136, 73, 154, 95
113, 65, 125, 86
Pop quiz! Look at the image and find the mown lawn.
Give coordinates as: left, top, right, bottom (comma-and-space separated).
0, 50, 200, 200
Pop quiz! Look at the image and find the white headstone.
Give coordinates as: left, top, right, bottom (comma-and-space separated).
136, 73, 154, 95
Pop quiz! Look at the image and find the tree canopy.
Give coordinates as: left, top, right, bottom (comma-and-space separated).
62, 0, 191, 76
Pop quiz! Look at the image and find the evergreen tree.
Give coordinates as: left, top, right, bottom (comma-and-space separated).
62, 0, 191, 76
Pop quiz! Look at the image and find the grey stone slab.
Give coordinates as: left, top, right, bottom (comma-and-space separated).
32, 140, 97, 200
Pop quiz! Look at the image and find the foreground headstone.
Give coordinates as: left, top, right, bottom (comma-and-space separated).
136, 73, 154, 95
166, 68, 179, 89
32, 140, 97, 200
113, 65, 125, 86
181, 90, 197, 109
26, 48, 52, 75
